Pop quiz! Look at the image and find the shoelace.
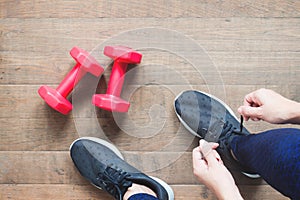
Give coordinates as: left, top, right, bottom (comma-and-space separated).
240, 115, 244, 133
97, 165, 132, 200
218, 116, 245, 150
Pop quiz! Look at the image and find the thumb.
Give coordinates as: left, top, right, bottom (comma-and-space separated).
200, 140, 218, 165
238, 106, 263, 120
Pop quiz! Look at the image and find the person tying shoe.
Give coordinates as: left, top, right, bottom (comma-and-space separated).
175, 88, 300, 200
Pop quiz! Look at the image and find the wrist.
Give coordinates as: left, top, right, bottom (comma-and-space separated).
286, 101, 300, 124
215, 185, 243, 200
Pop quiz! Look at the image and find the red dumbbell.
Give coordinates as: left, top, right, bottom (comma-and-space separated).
92, 46, 142, 112
38, 47, 104, 115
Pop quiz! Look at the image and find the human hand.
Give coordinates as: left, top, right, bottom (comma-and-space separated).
192, 140, 243, 200
238, 88, 300, 124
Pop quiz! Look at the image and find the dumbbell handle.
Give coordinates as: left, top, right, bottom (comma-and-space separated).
56, 63, 85, 97
106, 61, 128, 97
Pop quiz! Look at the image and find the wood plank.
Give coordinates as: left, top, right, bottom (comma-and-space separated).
0, 184, 113, 200
0, 117, 199, 152
0, 151, 266, 185
0, 18, 299, 54
0, 0, 299, 18
1, 50, 300, 85
1, 85, 298, 119
1, 51, 299, 79
1, 56, 300, 85
1, 116, 298, 151
1, 18, 299, 88
1, 84, 299, 151
0, 184, 288, 200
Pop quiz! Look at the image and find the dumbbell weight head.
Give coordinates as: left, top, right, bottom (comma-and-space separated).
38, 47, 104, 115
70, 47, 103, 77
104, 45, 142, 64
92, 94, 130, 112
38, 85, 73, 115
92, 46, 142, 112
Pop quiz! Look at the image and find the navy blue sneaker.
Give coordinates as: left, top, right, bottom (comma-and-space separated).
70, 137, 174, 200
174, 90, 260, 178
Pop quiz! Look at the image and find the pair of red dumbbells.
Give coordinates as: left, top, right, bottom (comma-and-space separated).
38, 46, 142, 115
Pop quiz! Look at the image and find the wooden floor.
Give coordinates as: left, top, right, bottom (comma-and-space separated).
1, 1, 299, 199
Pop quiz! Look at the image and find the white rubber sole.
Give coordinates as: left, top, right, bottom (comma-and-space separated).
150, 176, 174, 200
242, 172, 261, 179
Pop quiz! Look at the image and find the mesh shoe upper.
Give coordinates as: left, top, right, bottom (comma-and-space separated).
174, 90, 249, 140
174, 90, 259, 177
70, 137, 172, 200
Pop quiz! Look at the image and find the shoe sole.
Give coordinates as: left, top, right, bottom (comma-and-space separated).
174, 90, 260, 179
70, 137, 175, 199
150, 176, 174, 200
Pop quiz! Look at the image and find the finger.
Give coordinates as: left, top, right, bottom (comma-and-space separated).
238, 106, 263, 120
215, 151, 224, 165
211, 142, 219, 149
199, 140, 213, 154
200, 140, 219, 149
199, 140, 218, 165
245, 89, 264, 106
252, 103, 260, 107
243, 92, 256, 106
238, 107, 249, 121
213, 150, 222, 163
199, 140, 223, 164
251, 117, 261, 121
192, 147, 206, 165
192, 147, 203, 160
192, 147, 207, 170
193, 159, 207, 177
199, 140, 218, 156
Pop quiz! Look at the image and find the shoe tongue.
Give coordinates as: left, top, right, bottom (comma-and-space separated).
204, 119, 225, 142
98, 166, 133, 200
